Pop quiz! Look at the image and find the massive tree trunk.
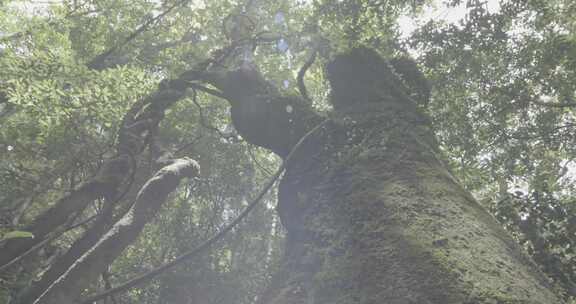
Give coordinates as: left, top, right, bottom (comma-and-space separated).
202, 48, 563, 303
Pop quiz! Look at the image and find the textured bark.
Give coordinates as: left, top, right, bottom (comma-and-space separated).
31, 158, 199, 304
204, 48, 563, 303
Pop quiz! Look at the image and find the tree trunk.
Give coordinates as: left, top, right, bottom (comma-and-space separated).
203, 48, 563, 303
31, 158, 199, 304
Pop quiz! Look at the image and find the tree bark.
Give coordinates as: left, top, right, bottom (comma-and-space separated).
203, 48, 563, 303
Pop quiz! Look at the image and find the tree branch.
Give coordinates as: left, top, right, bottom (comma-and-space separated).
185, 62, 322, 157
297, 48, 317, 102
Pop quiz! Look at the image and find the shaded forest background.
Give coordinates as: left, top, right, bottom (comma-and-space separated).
0, 0, 575, 303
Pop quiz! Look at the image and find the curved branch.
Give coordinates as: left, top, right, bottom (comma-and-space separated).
184, 63, 322, 157
79, 119, 329, 304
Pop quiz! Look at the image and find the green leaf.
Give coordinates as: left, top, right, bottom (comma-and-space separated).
2, 231, 34, 240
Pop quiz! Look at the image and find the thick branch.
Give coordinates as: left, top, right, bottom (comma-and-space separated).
31, 158, 199, 304
297, 48, 317, 102
181, 63, 322, 157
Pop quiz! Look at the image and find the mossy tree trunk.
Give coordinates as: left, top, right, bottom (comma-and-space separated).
201, 47, 563, 304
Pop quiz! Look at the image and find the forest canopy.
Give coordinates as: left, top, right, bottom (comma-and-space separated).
0, 0, 575, 303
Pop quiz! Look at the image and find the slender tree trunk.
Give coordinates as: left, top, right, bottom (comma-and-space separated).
202, 47, 563, 303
